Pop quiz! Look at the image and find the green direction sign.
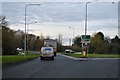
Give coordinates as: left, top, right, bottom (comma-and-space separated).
81, 35, 91, 43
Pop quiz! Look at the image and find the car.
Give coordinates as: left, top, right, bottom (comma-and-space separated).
65, 49, 70, 53
65, 49, 74, 53
40, 47, 54, 60
70, 50, 74, 53
16, 48, 23, 51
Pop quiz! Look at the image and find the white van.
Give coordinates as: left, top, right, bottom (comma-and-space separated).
40, 47, 54, 60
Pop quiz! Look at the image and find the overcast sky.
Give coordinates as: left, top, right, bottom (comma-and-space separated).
2, 1, 119, 45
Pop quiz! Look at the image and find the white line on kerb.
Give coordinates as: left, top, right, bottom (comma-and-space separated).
58, 53, 120, 61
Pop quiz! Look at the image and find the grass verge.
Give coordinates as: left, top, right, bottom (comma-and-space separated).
59, 52, 120, 58
1, 54, 40, 64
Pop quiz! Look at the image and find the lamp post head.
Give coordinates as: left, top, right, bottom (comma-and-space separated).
35, 21, 37, 23
87, 2, 91, 4
87, 0, 98, 4
112, 2, 115, 4
35, 4, 41, 5
26, 4, 41, 6
95, 0, 98, 1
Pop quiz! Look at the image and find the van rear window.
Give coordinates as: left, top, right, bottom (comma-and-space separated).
45, 48, 51, 50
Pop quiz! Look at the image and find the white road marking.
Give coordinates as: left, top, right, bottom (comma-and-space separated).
58, 53, 120, 61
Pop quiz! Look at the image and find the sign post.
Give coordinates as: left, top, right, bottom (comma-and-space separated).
81, 35, 91, 58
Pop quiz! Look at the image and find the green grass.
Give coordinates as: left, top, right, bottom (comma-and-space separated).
59, 52, 120, 58
0, 56, 2, 64
87, 54, 120, 58
1, 52, 120, 65
2, 54, 40, 64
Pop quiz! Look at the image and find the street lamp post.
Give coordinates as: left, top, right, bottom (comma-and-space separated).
83, 1, 115, 57
85, 2, 90, 35
24, 4, 41, 54
27, 21, 37, 53
83, 0, 98, 57
84, 2, 90, 57
85, 0, 98, 35
69, 27, 75, 52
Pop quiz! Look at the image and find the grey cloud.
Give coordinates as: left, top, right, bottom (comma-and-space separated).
2, 2, 118, 24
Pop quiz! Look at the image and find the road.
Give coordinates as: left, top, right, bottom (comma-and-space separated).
2, 53, 119, 78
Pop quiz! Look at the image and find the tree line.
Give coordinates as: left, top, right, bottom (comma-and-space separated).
1, 16, 64, 55
1, 16, 45, 55
73, 32, 120, 54
1, 16, 120, 55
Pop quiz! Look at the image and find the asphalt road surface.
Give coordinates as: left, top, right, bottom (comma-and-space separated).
2, 53, 119, 78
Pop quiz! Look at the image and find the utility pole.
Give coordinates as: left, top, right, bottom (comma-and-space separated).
69, 27, 75, 52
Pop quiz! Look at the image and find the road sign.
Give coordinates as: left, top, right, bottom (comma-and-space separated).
81, 35, 91, 57
81, 35, 91, 43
